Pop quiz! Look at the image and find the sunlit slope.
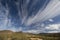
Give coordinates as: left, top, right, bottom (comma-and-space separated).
0, 30, 60, 40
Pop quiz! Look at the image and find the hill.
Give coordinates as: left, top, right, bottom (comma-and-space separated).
0, 30, 60, 40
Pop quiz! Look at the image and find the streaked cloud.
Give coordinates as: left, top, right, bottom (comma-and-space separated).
25, 0, 60, 26
0, 0, 60, 33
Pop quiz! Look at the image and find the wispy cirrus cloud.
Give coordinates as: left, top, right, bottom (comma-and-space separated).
0, 0, 60, 33
0, 3, 8, 29
24, 0, 60, 26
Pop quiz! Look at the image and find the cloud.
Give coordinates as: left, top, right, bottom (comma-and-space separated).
24, 23, 60, 33
0, 3, 8, 28
45, 24, 60, 30
23, 30, 41, 34
6, 26, 22, 32
48, 19, 54, 22
47, 31, 60, 33
0, 0, 60, 33
0, 2, 14, 31
44, 23, 60, 33
25, 0, 60, 26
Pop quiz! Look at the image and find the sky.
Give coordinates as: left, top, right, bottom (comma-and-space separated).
0, 0, 60, 34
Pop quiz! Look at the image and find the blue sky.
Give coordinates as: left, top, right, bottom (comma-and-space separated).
0, 0, 60, 33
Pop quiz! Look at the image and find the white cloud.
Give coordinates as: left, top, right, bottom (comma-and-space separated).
0, 0, 60, 33
0, 3, 14, 31
43, 23, 60, 33
24, 0, 60, 26
47, 31, 60, 33
45, 24, 60, 30
23, 23, 60, 33
23, 30, 41, 34
48, 19, 54, 22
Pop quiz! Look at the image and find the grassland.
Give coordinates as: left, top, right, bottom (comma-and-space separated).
0, 30, 60, 40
